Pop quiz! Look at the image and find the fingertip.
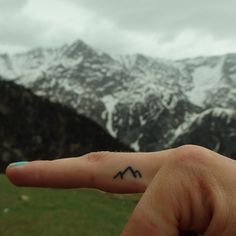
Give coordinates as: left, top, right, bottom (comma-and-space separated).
5, 162, 30, 186
5, 168, 20, 186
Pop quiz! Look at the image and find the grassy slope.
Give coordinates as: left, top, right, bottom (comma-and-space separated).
0, 175, 140, 236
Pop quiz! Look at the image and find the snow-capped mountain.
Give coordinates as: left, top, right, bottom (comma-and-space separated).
0, 39, 235, 156
172, 108, 236, 157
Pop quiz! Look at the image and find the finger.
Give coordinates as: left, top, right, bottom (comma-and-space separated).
121, 147, 221, 235
121, 167, 179, 235
121, 170, 208, 235
6, 150, 172, 193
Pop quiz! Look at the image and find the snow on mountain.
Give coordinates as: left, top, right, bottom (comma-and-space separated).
172, 108, 236, 158
175, 55, 236, 109
0, 39, 235, 154
185, 57, 224, 106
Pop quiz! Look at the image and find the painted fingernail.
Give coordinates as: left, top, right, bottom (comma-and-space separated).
8, 161, 29, 168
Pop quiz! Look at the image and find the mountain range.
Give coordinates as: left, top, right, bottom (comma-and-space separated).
0, 39, 235, 159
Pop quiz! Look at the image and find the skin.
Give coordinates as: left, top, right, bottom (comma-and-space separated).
5, 144, 236, 235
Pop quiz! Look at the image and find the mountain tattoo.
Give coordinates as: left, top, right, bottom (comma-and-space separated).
113, 166, 142, 179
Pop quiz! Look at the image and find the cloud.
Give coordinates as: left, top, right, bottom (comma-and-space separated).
74, 0, 236, 40
0, 0, 45, 50
0, 0, 27, 12
0, 0, 236, 59
21, 0, 100, 47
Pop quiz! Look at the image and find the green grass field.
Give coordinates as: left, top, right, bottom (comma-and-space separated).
0, 175, 140, 236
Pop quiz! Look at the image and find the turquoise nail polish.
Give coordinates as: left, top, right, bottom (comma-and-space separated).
9, 161, 29, 167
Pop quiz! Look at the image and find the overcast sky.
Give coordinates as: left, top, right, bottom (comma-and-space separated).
0, 0, 236, 59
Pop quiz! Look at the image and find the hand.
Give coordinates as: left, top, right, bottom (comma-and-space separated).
6, 145, 236, 235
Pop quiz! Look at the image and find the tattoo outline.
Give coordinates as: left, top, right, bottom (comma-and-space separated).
113, 166, 142, 179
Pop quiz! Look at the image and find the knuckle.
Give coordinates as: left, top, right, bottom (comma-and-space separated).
86, 151, 110, 163
169, 145, 217, 191
171, 144, 211, 167
166, 145, 215, 186
174, 144, 206, 157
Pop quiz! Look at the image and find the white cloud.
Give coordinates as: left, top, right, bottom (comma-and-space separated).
0, 0, 236, 59
22, 0, 95, 46
74, 0, 236, 38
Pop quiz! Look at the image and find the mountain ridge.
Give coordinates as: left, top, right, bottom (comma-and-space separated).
0, 39, 235, 156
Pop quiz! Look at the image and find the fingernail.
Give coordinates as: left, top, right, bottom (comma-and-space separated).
8, 161, 29, 168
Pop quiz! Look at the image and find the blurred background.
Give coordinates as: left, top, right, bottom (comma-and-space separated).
0, 0, 236, 235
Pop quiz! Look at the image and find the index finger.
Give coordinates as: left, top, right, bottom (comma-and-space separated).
6, 150, 172, 193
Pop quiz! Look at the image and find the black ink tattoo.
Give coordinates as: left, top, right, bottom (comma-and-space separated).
113, 166, 142, 179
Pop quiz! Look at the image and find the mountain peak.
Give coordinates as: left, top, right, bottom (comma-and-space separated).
63, 39, 96, 59
70, 39, 89, 49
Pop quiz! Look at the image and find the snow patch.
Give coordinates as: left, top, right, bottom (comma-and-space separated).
130, 134, 143, 151
101, 95, 118, 137
186, 57, 225, 106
